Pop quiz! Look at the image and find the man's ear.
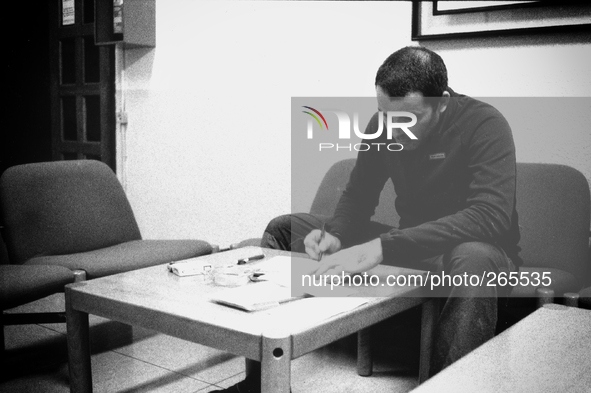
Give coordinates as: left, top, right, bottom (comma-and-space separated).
438, 91, 451, 113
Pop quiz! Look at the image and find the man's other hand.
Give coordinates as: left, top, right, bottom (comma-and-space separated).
314, 238, 384, 275
304, 229, 342, 261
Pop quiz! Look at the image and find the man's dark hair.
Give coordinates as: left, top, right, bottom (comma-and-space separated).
375, 46, 448, 98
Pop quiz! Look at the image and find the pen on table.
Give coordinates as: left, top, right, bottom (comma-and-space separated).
237, 254, 265, 265
318, 223, 326, 262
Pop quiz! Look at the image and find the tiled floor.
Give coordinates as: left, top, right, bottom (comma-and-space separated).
2, 294, 423, 392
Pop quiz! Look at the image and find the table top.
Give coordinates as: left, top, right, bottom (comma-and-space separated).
67, 247, 430, 360
410, 305, 591, 393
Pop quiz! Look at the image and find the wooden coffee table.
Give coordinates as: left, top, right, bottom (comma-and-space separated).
65, 248, 436, 392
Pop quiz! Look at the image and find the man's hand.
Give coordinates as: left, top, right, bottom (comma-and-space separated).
313, 238, 383, 275
304, 229, 342, 261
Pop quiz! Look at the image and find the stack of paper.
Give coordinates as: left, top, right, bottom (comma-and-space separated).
211, 281, 303, 311
210, 255, 361, 311
263, 297, 369, 329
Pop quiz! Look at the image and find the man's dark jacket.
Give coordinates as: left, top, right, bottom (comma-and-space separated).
328, 89, 522, 266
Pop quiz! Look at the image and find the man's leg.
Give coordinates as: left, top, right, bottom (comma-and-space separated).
429, 241, 514, 377
260, 213, 327, 252
260, 213, 393, 252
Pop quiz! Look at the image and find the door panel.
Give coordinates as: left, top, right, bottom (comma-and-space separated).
49, 0, 116, 169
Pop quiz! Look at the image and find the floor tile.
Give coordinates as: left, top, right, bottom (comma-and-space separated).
4, 322, 64, 350
3, 324, 70, 378
0, 370, 71, 393
209, 371, 246, 390
195, 385, 224, 392
114, 332, 244, 384
291, 340, 418, 393
90, 350, 210, 393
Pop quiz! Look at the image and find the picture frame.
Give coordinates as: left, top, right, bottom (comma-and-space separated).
412, 2, 591, 40
432, 1, 539, 15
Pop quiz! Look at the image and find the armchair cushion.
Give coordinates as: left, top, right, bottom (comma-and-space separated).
1, 265, 75, 310
25, 239, 212, 279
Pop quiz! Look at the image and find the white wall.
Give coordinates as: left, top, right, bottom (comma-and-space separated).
424, 35, 591, 178
119, 1, 591, 246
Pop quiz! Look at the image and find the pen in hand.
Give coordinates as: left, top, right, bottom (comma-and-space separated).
237, 254, 265, 265
318, 223, 326, 262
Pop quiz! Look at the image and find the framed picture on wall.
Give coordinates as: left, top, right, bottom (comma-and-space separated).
412, 2, 591, 40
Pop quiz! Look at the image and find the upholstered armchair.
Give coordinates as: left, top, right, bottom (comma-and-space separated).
0, 160, 213, 279
0, 160, 214, 346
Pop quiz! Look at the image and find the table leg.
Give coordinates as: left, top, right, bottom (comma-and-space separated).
261, 329, 292, 393
245, 358, 259, 377
357, 327, 372, 376
418, 299, 438, 384
65, 285, 92, 393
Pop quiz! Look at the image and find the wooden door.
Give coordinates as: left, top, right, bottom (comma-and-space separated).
49, 0, 116, 169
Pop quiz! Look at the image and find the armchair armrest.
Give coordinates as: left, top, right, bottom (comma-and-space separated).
536, 287, 554, 308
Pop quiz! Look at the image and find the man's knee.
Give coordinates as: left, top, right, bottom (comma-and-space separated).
263, 214, 291, 237
261, 214, 292, 250
445, 242, 506, 275
261, 213, 324, 251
